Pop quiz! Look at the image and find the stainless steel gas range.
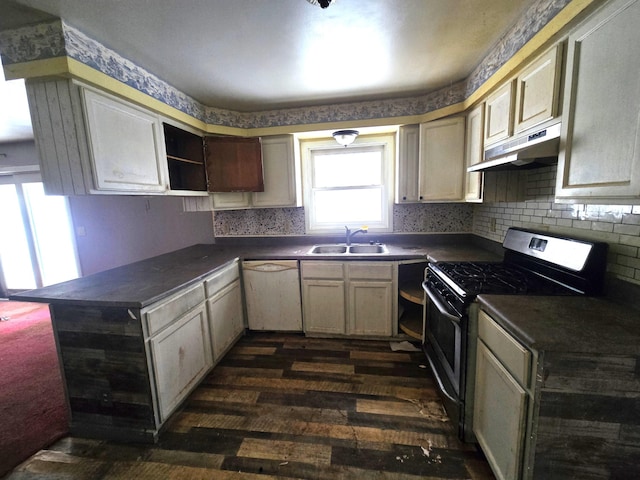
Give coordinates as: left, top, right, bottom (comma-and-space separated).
421, 228, 608, 442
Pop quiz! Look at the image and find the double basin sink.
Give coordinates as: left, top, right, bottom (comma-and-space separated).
308, 243, 388, 255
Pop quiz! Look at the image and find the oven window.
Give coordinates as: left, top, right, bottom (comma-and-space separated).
426, 300, 458, 377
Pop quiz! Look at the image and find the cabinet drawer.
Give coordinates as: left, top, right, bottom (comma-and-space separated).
348, 262, 394, 280
478, 310, 531, 386
145, 283, 206, 336
205, 261, 239, 297
300, 261, 344, 279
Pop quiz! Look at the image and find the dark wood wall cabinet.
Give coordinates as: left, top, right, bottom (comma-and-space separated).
162, 123, 264, 193
205, 136, 264, 192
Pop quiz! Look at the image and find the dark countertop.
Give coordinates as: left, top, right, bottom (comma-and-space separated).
426, 245, 503, 263
12, 236, 500, 309
477, 294, 640, 356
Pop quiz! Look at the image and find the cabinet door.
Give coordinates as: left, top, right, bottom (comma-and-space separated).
302, 279, 346, 335
514, 45, 562, 134
474, 340, 528, 480
149, 303, 212, 422
419, 117, 466, 201
211, 191, 252, 209
465, 104, 485, 202
348, 281, 393, 336
252, 135, 299, 208
82, 88, 167, 193
207, 279, 244, 361
396, 124, 421, 203
556, 0, 640, 202
205, 136, 264, 192
485, 81, 515, 146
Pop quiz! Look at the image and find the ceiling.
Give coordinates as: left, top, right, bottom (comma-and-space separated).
0, 0, 534, 143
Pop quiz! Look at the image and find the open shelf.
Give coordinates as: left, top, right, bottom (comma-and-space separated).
399, 302, 422, 340
166, 154, 204, 165
397, 261, 427, 341
163, 123, 207, 191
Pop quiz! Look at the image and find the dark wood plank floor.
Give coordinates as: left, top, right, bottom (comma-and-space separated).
5, 333, 495, 479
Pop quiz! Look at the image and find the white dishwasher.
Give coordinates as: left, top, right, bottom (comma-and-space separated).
242, 260, 303, 331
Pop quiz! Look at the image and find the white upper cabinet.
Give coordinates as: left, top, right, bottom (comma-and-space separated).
485, 81, 515, 146
484, 44, 562, 148
419, 117, 466, 202
26, 79, 167, 195
212, 134, 300, 209
555, 0, 640, 203
253, 135, 300, 207
396, 118, 466, 203
514, 45, 563, 134
82, 88, 167, 193
396, 124, 421, 203
465, 103, 485, 202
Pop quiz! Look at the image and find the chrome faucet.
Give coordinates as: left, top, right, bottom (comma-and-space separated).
345, 225, 368, 245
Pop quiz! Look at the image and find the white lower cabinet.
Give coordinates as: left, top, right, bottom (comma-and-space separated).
301, 261, 396, 336
143, 260, 244, 425
301, 262, 346, 335
207, 279, 244, 361
473, 309, 533, 480
205, 260, 246, 360
148, 303, 212, 422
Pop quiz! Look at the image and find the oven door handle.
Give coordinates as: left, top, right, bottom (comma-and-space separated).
424, 347, 459, 404
422, 281, 461, 324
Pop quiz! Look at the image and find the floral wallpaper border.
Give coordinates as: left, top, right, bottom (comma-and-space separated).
0, 0, 571, 129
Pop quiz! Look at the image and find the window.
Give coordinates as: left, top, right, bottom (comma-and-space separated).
0, 174, 80, 295
301, 133, 395, 234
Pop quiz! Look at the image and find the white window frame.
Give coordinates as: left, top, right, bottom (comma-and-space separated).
301, 133, 395, 234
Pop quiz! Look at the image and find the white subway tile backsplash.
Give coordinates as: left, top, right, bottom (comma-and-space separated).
609, 243, 638, 257
614, 224, 640, 236
622, 214, 640, 225
572, 220, 592, 230
592, 222, 615, 233
473, 165, 640, 285
619, 234, 640, 248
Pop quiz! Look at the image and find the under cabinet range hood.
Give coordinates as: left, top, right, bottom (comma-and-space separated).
468, 121, 561, 172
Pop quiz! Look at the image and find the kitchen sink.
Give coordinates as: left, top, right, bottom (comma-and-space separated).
348, 244, 388, 254
307, 244, 388, 255
308, 245, 348, 254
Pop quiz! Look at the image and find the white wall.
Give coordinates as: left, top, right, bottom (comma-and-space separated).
68, 195, 214, 276
0, 140, 38, 169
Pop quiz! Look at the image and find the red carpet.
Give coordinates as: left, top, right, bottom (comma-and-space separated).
0, 301, 69, 477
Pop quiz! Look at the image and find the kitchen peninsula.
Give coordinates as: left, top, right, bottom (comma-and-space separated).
12, 236, 500, 442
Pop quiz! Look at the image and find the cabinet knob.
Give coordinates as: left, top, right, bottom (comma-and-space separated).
402, 196, 407, 200
419, 196, 423, 200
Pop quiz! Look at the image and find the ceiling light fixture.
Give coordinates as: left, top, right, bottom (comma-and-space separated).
306, 0, 335, 9
333, 129, 359, 147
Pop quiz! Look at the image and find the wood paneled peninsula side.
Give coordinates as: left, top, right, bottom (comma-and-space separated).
11, 236, 500, 442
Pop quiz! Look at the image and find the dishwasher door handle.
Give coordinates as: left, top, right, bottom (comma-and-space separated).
242, 261, 298, 272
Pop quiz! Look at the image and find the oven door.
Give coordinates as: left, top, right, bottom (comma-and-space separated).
422, 278, 465, 437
